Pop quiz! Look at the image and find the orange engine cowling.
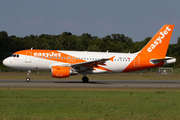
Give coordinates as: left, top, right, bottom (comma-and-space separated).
51, 66, 71, 78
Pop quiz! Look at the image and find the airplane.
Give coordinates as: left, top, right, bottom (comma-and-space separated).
3, 24, 176, 83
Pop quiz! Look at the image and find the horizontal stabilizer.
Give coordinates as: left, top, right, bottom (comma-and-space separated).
150, 57, 176, 64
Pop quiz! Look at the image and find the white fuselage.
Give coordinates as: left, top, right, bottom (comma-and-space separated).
3, 50, 137, 74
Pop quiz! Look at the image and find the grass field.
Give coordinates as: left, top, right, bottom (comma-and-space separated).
0, 88, 180, 120
1, 72, 180, 119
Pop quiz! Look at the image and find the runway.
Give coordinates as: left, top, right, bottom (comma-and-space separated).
0, 79, 180, 88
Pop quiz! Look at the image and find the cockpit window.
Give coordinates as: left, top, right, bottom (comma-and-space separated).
11, 54, 19, 58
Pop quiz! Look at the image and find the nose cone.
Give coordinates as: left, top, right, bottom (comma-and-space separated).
3, 58, 9, 67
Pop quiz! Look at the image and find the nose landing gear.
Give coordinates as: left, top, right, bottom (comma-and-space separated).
26, 70, 31, 82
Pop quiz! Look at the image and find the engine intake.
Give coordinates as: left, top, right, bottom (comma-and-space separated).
51, 66, 78, 78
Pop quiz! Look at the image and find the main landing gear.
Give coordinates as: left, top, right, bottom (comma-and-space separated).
82, 76, 89, 83
26, 70, 31, 82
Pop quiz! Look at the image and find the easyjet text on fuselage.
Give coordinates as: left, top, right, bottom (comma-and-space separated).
34, 52, 61, 57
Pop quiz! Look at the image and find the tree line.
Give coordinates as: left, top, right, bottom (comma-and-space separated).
0, 31, 180, 68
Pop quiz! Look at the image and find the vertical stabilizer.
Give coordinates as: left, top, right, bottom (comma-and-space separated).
122, 25, 174, 73
140, 25, 174, 57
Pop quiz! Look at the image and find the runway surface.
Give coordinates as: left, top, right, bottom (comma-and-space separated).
1, 79, 180, 88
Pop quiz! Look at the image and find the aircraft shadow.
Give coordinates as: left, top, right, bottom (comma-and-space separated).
53, 81, 109, 84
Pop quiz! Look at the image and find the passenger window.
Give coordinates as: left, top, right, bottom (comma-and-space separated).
17, 55, 19, 57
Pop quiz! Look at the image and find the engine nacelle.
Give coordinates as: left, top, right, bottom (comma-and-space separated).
51, 66, 78, 78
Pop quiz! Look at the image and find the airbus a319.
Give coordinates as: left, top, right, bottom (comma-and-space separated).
3, 25, 176, 83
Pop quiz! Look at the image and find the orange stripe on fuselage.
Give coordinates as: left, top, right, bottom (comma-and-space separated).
14, 49, 113, 72
14, 50, 85, 64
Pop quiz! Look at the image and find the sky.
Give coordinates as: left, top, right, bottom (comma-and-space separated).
0, 0, 180, 44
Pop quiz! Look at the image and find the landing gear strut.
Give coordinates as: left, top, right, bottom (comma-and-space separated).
26, 70, 31, 82
82, 76, 89, 83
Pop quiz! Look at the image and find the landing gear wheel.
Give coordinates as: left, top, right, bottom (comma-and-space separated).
26, 77, 30, 82
82, 77, 89, 83
26, 70, 31, 82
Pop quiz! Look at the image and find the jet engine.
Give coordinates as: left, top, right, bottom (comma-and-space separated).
51, 66, 78, 78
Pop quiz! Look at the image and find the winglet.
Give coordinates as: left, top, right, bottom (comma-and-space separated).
109, 56, 115, 62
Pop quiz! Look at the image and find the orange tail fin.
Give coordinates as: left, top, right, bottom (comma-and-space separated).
140, 25, 174, 57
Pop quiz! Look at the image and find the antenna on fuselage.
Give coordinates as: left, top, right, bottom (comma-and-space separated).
106, 50, 109, 53
31, 47, 33, 50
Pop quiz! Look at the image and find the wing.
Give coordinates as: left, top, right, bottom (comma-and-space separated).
71, 56, 115, 73
48, 56, 115, 73
71, 56, 115, 67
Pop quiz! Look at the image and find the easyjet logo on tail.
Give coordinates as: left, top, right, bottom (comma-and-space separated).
147, 26, 171, 52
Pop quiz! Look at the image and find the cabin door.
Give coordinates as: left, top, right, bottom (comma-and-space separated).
25, 51, 32, 63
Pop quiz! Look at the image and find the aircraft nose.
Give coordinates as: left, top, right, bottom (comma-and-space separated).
3, 58, 9, 67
